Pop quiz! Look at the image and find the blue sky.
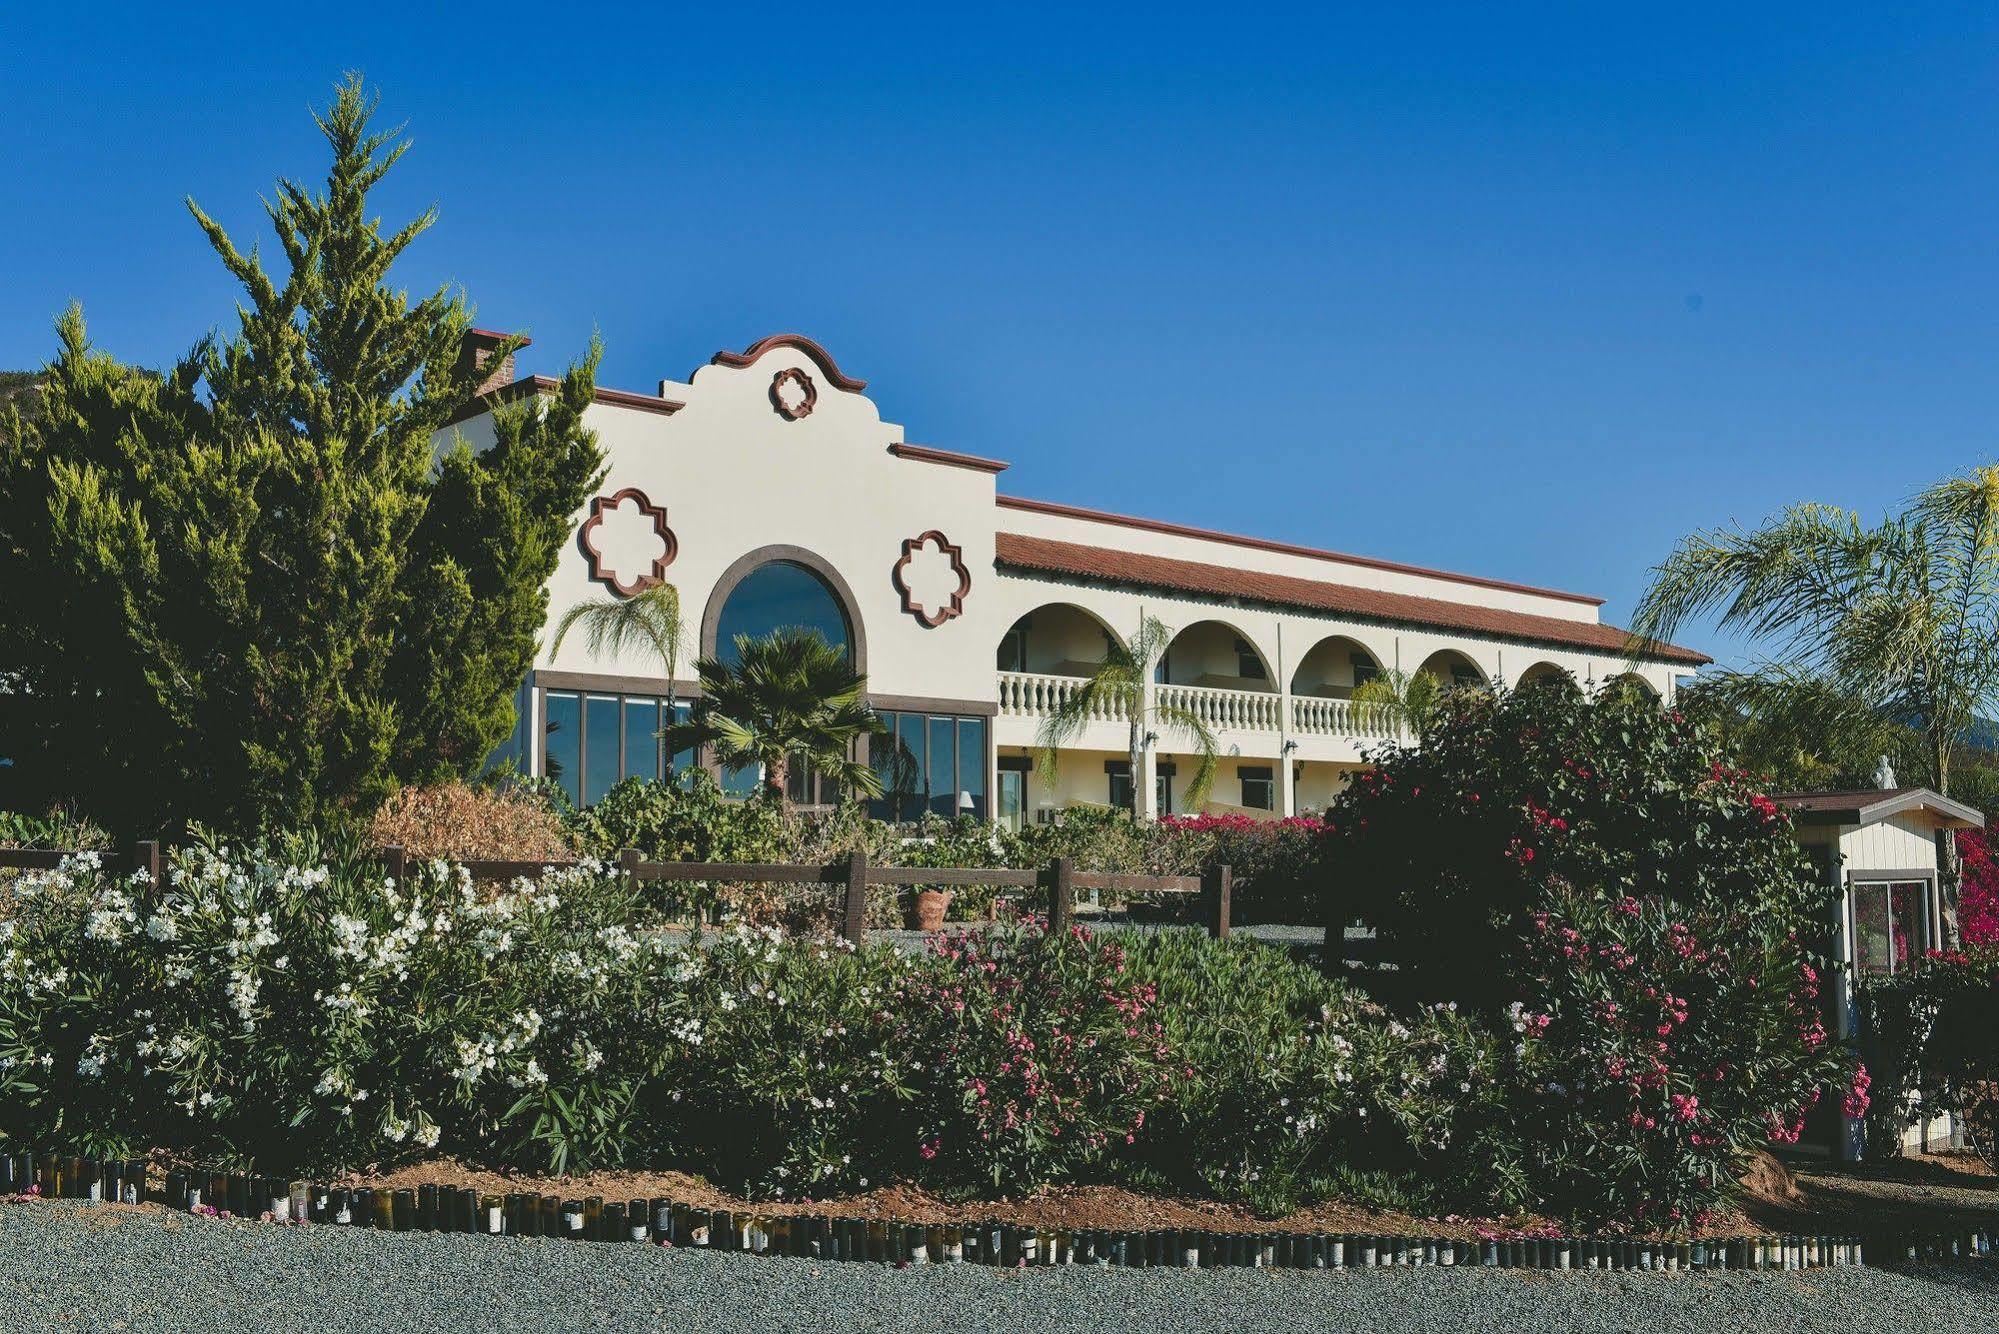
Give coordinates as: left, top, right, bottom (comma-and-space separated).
6, 4, 1997, 669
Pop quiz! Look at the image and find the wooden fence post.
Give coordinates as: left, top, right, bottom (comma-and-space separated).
383, 845, 408, 886
134, 840, 162, 894
618, 847, 641, 896
1048, 857, 1074, 936
1204, 863, 1232, 940
842, 848, 870, 945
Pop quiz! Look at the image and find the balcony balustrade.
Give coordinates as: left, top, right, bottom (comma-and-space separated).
996, 671, 1404, 742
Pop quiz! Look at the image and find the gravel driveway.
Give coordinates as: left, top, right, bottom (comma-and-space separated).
5, 1202, 1996, 1333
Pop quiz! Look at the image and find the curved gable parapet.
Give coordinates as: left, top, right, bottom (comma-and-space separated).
704, 334, 869, 393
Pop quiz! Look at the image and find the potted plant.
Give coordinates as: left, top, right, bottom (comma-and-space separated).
910, 883, 955, 932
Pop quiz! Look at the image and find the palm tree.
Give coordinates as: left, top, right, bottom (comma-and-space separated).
688, 627, 886, 807
1632, 468, 1999, 804
550, 583, 689, 778
1034, 614, 1218, 818
1351, 667, 1451, 738
1632, 467, 1999, 921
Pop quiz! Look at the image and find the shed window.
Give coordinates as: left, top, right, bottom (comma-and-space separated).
1851, 879, 1933, 975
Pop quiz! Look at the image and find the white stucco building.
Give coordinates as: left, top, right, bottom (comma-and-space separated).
458, 332, 1708, 825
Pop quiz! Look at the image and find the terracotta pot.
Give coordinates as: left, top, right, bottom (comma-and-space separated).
912, 889, 954, 932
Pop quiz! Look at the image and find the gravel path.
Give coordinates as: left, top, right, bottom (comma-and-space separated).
4, 1201, 1995, 1333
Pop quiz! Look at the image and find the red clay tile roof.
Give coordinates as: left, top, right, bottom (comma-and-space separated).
994, 532, 1710, 666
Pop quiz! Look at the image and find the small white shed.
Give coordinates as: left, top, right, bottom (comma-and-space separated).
1775, 784, 1985, 1157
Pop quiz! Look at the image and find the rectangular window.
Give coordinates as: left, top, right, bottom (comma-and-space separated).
1351, 659, 1380, 688
1852, 879, 1933, 975
1240, 765, 1274, 811
665, 701, 698, 785
927, 716, 956, 817
543, 691, 581, 807
957, 717, 987, 819
1107, 759, 1133, 812
622, 698, 660, 783
584, 695, 621, 805
997, 767, 1025, 832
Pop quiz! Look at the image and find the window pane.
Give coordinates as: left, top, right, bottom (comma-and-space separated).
713, 561, 851, 666
1852, 882, 1892, 974
1890, 882, 1927, 970
869, 712, 908, 819
898, 714, 926, 819
544, 691, 581, 807
722, 758, 761, 798
664, 701, 699, 786
584, 695, 621, 805
998, 770, 1024, 831
957, 718, 986, 819
623, 699, 660, 783
928, 716, 955, 816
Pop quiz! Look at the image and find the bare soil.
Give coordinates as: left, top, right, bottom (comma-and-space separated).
119, 1146, 1994, 1241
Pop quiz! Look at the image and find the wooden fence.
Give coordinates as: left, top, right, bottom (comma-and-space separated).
2, 841, 1232, 946
0, 840, 162, 887
383, 845, 1231, 945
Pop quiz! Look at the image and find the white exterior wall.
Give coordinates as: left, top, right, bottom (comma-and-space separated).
1837, 813, 1940, 874
446, 335, 1694, 813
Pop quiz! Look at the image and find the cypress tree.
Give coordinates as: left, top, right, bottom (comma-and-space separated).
0, 76, 603, 832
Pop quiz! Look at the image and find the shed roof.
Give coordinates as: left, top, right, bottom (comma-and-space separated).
1770, 787, 1984, 831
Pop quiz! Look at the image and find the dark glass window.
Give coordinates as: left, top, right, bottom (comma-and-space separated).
622, 699, 660, 782
868, 709, 988, 822
584, 695, 621, 804
544, 691, 581, 806
713, 561, 851, 666
927, 716, 955, 816
1234, 638, 1265, 680
957, 718, 987, 818
1351, 657, 1380, 688
1240, 765, 1274, 811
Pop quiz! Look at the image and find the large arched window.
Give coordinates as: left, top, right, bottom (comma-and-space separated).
710, 560, 853, 666
700, 548, 866, 802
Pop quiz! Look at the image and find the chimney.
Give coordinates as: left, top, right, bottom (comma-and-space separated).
459, 328, 530, 395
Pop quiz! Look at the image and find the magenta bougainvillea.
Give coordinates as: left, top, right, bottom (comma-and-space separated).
1954, 828, 1999, 945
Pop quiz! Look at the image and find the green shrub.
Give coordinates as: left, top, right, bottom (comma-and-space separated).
1500, 885, 1863, 1229
1120, 932, 1503, 1214
673, 928, 918, 1195
1856, 944, 1999, 1168
1323, 682, 1828, 1002
902, 923, 1178, 1191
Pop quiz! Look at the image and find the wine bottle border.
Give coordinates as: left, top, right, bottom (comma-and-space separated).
1, 1150, 1992, 1274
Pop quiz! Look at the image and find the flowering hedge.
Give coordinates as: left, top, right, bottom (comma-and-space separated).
1953, 829, 1999, 945
0, 844, 1462, 1207
1503, 886, 1863, 1227
1322, 683, 1829, 1001
908, 925, 1176, 1189
1121, 931, 1503, 1214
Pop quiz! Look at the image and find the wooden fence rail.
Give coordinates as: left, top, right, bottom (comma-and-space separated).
2, 841, 1229, 947
0, 841, 161, 889
381, 845, 1231, 946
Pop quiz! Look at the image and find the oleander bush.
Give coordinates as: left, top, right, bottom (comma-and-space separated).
1855, 944, 1999, 1168
1501, 885, 1864, 1228
905, 924, 1177, 1190
367, 782, 576, 863
1323, 682, 1827, 1003
0, 837, 1865, 1228
1120, 931, 1506, 1214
